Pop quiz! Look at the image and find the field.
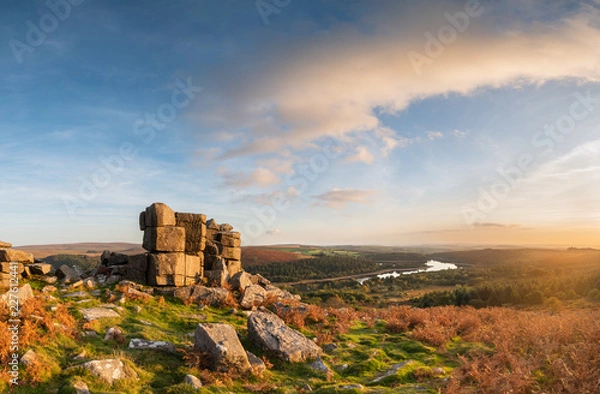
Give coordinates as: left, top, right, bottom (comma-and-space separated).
4, 244, 600, 392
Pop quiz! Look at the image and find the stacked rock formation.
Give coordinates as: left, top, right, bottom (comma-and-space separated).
136, 202, 242, 287
0, 240, 45, 288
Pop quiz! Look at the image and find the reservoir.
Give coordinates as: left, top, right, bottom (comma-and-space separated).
356, 260, 458, 284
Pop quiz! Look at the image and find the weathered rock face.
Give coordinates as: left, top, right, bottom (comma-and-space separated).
126, 253, 148, 283
194, 323, 251, 373
0, 249, 34, 264
240, 285, 267, 310
0, 241, 12, 249
147, 253, 185, 286
185, 254, 203, 286
56, 265, 80, 282
176, 212, 207, 254
143, 226, 186, 252
247, 311, 323, 363
133, 202, 243, 287
142, 202, 176, 228
29, 263, 52, 275
191, 286, 229, 306
80, 359, 126, 384
230, 271, 253, 292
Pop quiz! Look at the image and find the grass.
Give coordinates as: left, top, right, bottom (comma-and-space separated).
2, 276, 600, 393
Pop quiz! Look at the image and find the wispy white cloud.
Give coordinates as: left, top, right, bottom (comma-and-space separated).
426, 131, 444, 141
314, 188, 376, 209
193, 3, 600, 189
217, 167, 281, 188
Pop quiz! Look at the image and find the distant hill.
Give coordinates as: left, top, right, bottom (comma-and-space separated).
430, 248, 600, 270
15, 242, 307, 265
16, 242, 145, 259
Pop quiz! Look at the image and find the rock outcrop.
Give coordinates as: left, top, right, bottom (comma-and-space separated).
123, 202, 244, 287
194, 323, 251, 373
247, 311, 323, 362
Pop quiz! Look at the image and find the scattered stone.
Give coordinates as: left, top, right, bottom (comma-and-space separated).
229, 271, 253, 292
251, 274, 271, 286
432, 367, 445, 376
323, 343, 339, 354
0, 241, 12, 249
62, 291, 89, 299
56, 265, 79, 282
40, 275, 58, 284
90, 289, 101, 297
190, 285, 229, 306
133, 305, 143, 313
29, 263, 52, 275
302, 383, 313, 392
194, 323, 251, 373
246, 351, 266, 374
370, 360, 414, 383
340, 384, 365, 390
83, 278, 96, 290
80, 307, 120, 321
80, 359, 126, 384
73, 381, 90, 394
173, 286, 193, 301
105, 275, 121, 285
240, 285, 266, 309
82, 331, 98, 338
1, 283, 34, 305
42, 285, 57, 293
0, 249, 34, 263
247, 311, 323, 362
101, 250, 129, 266
73, 349, 87, 361
66, 279, 84, 289
104, 327, 124, 342
121, 286, 154, 301
308, 358, 331, 374
184, 374, 203, 389
129, 338, 176, 353
20, 349, 38, 366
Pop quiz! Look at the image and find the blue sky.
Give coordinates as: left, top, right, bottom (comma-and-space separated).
2, 0, 600, 247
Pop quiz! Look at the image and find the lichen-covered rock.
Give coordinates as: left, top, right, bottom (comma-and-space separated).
80, 359, 126, 384
247, 311, 322, 362
229, 271, 253, 292
80, 307, 120, 321
190, 286, 229, 306
194, 323, 251, 373
128, 338, 176, 353
101, 250, 129, 266
240, 285, 266, 309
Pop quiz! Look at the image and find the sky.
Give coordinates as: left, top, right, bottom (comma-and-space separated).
1, 0, 600, 247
